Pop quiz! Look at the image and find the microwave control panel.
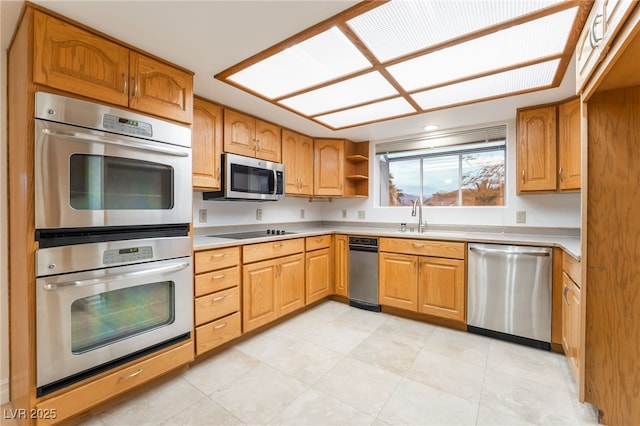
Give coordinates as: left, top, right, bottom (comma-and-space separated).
103, 246, 153, 265
103, 114, 153, 138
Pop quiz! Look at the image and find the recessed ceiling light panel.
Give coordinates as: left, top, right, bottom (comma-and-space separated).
411, 59, 560, 110
347, 0, 565, 62
315, 97, 416, 129
227, 26, 372, 99
279, 71, 399, 116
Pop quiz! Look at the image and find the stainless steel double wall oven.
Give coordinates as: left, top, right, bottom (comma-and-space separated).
33, 92, 193, 396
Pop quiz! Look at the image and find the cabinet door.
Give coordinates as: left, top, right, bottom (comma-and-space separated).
282, 129, 301, 194
379, 252, 418, 311
224, 109, 256, 157
558, 98, 581, 191
243, 259, 277, 332
129, 52, 193, 124
418, 257, 465, 322
192, 98, 223, 190
278, 253, 305, 316
562, 273, 580, 381
306, 248, 332, 305
255, 119, 281, 162
299, 135, 314, 195
33, 11, 130, 107
516, 106, 557, 192
333, 235, 349, 297
314, 139, 344, 196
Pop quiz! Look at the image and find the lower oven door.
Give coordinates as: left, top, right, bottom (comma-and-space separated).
36, 256, 193, 395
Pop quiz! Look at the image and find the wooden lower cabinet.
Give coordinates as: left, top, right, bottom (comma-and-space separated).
418, 257, 465, 322
306, 248, 332, 304
196, 313, 241, 355
562, 273, 581, 382
243, 253, 305, 332
379, 252, 418, 311
334, 235, 349, 297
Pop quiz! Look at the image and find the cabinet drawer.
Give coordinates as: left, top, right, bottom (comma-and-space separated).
380, 238, 465, 259
306, 234, 331, 251
196, 312, 242, 355
35, 342, 193, 425
195, 286, 240, 326
195, 246, 240, 274
562, 251, 581, 287
195, 266, 240, 297
243, 238, 304, 263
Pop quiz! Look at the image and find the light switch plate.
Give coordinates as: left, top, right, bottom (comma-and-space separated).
342, 209, 347, 219
358, 210, 366, 219
516, 210, 526, 223
256, 209, 262, 220
198, 209, 207, 223
300, 209, 305, 219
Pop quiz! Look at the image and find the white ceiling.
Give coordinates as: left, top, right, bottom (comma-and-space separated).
1, 0, 577, 143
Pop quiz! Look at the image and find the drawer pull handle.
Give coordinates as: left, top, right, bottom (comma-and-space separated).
412, 243, 425, 248
212, 274, 226, 280
214, 322, 227, 330
273, 243, 284, 248
212, 253, 227, 258
212, 296, 226, 302
119, 369, 143, 381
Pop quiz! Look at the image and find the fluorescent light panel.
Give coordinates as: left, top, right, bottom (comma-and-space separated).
227, 26, 372, 99
347, 0, 565, 62
315, 97, 415, 128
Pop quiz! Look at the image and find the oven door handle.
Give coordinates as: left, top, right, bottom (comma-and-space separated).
42, 261, 191, 290
41, 128, 190, 157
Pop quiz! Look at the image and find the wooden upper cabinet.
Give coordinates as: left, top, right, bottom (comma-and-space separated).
129, 52, 193, 124
33, 10, 130, 107
282, 129, 313, 195
314, 139, 345, 196
558, 98, 581, 191
224, 109, 281, 162
516, 105, 558, 193
32, 10, 193, 124
192, 98, 223, 190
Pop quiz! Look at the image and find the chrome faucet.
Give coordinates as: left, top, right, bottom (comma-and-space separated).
411, 197, 427, 233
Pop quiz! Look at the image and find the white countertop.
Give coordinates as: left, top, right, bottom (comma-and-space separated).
193, 225, 581, 259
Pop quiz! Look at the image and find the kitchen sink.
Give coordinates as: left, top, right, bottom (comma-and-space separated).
393, 230, 467, 238
209, 230, 297, 240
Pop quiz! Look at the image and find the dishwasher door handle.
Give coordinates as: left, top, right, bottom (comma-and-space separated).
349, 246, 379, 253
469, 246, 550, 257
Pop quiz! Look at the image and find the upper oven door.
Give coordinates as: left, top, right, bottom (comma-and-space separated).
35, 119, 192, 229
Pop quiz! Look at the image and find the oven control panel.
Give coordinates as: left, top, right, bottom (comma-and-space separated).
103, 246, 153, 265
103, 113, 153, 138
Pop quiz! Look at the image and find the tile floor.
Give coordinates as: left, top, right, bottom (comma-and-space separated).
64, 302, 601, 424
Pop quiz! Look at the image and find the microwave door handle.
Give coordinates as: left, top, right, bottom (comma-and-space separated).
41, 128, 190, 157
42, 261, 190, 290
272, 169, 278, 195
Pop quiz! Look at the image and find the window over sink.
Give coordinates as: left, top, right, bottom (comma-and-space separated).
377, 125, 506, 207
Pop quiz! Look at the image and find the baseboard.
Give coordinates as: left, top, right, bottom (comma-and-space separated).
1, 378, 9, 405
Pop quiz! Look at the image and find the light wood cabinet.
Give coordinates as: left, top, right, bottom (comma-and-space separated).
192, 97, 223, 190
334, 235, 349, 297
193, 246, 242, 356
418, 257, 465, 322
379, 238, 466, 323
562, 271, 581, 382
558, 98, 581, 191
33, 10, 193, 124
306, 237, 333, 305
282, 129, 313, 195
243, 252, 305, 332
516, 105, 558, 192
224, 109, 281, 162
314, 139, 344, 196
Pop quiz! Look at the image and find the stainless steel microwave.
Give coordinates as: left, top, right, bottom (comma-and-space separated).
203, 153, 285, 201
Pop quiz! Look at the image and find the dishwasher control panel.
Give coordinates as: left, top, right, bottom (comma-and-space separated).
348, 236, 378, 247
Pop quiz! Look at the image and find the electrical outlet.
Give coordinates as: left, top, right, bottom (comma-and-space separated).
256, 208, 262, 221
198, 209, 207, 223
342, 209, 347, 219
358, 210, 366, 219
516, 210, 526, 223
300, 209, 305, 219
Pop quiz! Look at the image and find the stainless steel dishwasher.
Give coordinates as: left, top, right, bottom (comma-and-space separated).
467, 243, 552, 350
348, 236, 380, 312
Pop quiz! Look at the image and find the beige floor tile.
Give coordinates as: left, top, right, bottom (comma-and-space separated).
97, 376, 206, 426
234, 328, 298, 362
423, 327, 491, 368
480, 368, 581, 425
314, 357, 402, 417
210, 363, 307, 424
183, 348, 260, 395
406, 348, 485, 404
486, 339, 567, 389
375, 315, 436, 343
476, 405, 535, 425
264, 339, 343, 385
377, 378, 479, 426
301, 319, 371, 354
160, 396, 243, 425
268, 388, 374, 425
331, 307, 390, 334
